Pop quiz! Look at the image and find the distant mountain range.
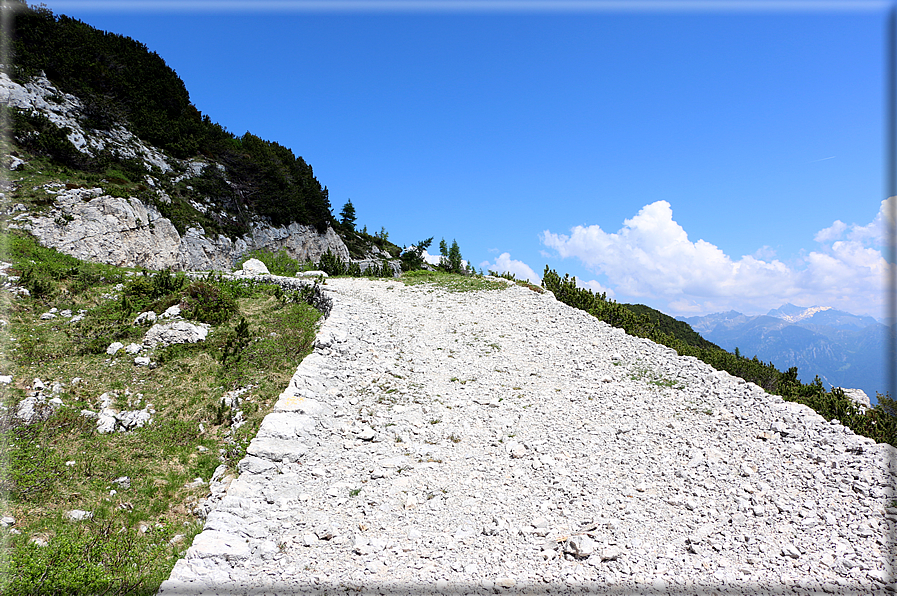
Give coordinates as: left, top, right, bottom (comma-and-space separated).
678, 304, 892, 403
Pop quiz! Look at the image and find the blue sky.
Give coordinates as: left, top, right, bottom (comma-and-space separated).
35, 0, 895, 319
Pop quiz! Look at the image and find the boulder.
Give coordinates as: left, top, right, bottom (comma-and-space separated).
143, 321, 209, 349
839, 388, 870, 410
565, 535, 597, 558
241, 258, 269, 275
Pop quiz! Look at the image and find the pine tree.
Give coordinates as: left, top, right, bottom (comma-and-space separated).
339, 199, 356, 230
448, 239, 463, 274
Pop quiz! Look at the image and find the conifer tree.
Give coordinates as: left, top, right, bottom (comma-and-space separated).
339, 199, 356, 230
448, 239, 463, 274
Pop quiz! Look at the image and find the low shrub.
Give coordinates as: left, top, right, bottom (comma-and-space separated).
182, 281, 237, 325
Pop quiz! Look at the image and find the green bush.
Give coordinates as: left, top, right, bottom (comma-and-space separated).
316, 249, 347, 276
4, 514, 175, 596
182, 281, 237, 325
6, 232, 123, 299
400, 237, 433, 272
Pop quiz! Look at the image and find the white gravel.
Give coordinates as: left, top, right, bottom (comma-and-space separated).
160, 277, 897, 595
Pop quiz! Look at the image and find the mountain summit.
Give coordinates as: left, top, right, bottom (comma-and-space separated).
765, 304, 879, 329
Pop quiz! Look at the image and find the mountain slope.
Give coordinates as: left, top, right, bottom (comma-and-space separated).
622, 303, 720, 351
7, 1, 331, 236
3, 1, 404, 272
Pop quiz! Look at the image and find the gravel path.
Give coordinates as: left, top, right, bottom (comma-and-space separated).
159, 277, 896, 595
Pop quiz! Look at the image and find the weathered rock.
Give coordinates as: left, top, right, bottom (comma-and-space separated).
839, 388, 871, 410
66, 510, 92, 521
565, 534, 598, 558
16, 392, 59, 423
25, 193, 182, 269
185, 530, 251, 560
143, 321, 209, 349
116, 408, 153, 430
133, 311, 157, 325
239, 258, 269, 276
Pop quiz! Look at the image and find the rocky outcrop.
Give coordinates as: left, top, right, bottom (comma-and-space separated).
840, 388, 871, 411
21, 189, 182, 269
17, 186, 350, 271
176, 221, 350, 271
0, 72, 171, 173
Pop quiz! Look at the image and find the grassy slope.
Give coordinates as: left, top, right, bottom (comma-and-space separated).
0, 231, 323, 594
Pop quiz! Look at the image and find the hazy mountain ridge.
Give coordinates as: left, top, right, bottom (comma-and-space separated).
679, 303, 890, 401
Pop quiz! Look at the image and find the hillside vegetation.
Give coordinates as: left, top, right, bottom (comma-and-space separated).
0, 233, 329, 594
621, 303, 721, 351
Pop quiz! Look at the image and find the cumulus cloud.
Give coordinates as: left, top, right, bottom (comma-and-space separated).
813, 220, 847, 244
576, 278, 616, 300
479, 253, 540, 283
541, 198, 894, 317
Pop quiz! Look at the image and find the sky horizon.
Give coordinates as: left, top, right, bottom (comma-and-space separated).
23, 0, 897, 320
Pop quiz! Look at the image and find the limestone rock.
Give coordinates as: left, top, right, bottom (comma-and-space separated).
839, 388, 871, 410
133, 311, 157, 325
565, 534, 598, 558
143, 321, 209, 349
186, 530, 250, 561
66, 510, 92, 521
240, 258, 269, 276
25, 193, 181, 269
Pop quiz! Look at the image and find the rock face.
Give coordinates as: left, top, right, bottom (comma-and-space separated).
18, 187, 350, 271
23, 191, 181, 269
840, 388, 871, 411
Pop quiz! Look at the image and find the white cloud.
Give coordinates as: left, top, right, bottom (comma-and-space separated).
813, 220, 847, 243
479, 252, 540, 283
752, 245, 777, 261
541, 198, 894, 317
576, 278, 616, 300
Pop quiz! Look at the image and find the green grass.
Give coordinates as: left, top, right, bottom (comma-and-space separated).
0, 231, 324, 595
399, 270, 507, 292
